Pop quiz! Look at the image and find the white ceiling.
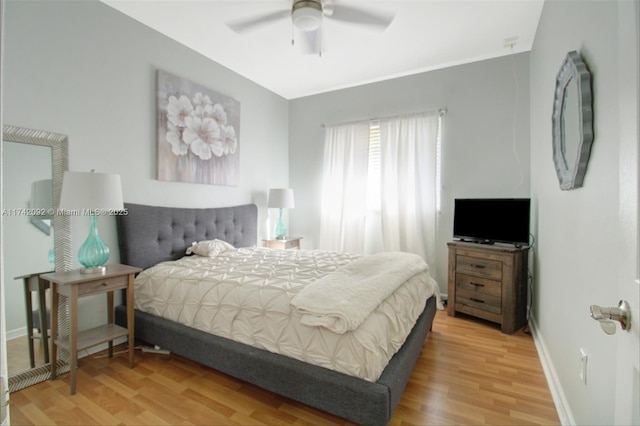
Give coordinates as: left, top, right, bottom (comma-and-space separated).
101, 0, 544, 100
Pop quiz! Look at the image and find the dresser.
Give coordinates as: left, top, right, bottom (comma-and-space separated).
447, 241, 529, 334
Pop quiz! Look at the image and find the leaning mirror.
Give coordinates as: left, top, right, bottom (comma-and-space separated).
2, 125, 72, 392
552, 50, 594, 190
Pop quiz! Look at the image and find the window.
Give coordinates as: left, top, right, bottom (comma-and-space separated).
320, 112, 443, 258
366, 116, 442, 212
366, 120, 381, 211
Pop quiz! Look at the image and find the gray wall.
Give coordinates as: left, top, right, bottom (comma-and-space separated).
530, 1, 633, 423
289, 53, 531, 292
3, 0, 289, 332
4, 1, 635, 422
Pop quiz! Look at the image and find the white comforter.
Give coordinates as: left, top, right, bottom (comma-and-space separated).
292, 251, 429, 334
134, 247, 438, 382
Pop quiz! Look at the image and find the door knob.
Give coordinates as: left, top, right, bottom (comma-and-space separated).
590, 300, 631, 335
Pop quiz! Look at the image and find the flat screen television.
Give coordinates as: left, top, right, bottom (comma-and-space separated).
453, 198, 531, 247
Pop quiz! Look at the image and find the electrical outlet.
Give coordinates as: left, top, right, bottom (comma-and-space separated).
579, 348, 588, 385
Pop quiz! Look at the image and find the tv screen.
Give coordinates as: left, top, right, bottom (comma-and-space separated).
453, 198, 531, 246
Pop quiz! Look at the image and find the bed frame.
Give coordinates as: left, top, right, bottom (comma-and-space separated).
114, 202, 437, 425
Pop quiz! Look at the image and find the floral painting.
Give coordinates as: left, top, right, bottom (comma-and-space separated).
157, 70, 240, 185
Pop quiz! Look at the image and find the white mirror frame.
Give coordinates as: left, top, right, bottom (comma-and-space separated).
3, 125, 72, 391
552, 50, 594, 190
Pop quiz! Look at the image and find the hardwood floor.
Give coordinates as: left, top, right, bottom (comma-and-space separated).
7, 334, 48, 376
9, 310, 559, 425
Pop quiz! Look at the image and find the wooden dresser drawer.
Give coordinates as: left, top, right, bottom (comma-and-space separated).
282, 240, 299, 249
456, 290, 501, 315
77, 275, 128, 297
456, 254, 502, 280
455, 273, 502, 314
456, 274, 502, 297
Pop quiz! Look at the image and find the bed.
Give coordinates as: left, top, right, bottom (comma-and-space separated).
114, 202, 439, 425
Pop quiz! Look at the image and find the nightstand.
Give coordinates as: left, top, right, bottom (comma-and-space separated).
15, 271, 53, 368
263, 237, 302, 250
41, 264, 142, 394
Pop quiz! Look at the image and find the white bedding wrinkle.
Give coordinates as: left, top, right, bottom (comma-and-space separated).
134, 247, 437, 382
291, 252, 429, 334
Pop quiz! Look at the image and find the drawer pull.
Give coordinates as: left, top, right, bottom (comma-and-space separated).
470, 297, 485, 304
470, 263, 486, 269
470, 282, 485, 287
101, 282, 108, 286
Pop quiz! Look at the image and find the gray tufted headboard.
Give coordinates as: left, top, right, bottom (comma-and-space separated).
116, 203, 258, 270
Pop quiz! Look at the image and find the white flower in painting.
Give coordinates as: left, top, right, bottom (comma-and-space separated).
166, 121, 188, 156
222, 125, 238, 155
193, 92, 214, 118
183, 116, 224, 160
167, 95, 194, 127
212, 104, 228, 126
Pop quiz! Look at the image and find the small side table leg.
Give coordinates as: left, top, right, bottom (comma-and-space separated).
127, 273, 135, 368
24, 279, 35, 369
37, 279, 50, 364
50, 282, 58, 380
69, 286, 78, 395
107, 290, 114, 358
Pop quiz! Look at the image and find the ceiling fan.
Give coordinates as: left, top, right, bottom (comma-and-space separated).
226, 0, 395, 55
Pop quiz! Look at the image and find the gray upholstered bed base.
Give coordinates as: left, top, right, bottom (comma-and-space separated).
114, 202, 436, 425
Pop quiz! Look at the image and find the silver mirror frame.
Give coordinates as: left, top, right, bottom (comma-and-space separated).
3, 125, 72, 391
552, 50, 594, 190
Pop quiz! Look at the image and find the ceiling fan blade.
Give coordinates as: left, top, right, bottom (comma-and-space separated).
329, 3, 395, 30
226, 9, 289, 34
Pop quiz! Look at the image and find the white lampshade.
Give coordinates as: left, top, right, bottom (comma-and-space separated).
268, 188, 295, 209
292, 1, 322, 31
30, 179, 53, 218
59, 170, 124, 211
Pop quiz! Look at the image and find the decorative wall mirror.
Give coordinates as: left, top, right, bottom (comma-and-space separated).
552, 50, 594, 190
2, 125, 72, 392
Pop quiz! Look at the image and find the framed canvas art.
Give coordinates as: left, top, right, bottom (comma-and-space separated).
157, 70, 240, 185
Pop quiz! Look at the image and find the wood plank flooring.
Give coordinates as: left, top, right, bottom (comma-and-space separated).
9, 310, 560, 425
6, 333, 48, 376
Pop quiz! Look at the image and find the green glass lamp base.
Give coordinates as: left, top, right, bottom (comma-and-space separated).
78, 214, 110, 273
274, 208, 287, 240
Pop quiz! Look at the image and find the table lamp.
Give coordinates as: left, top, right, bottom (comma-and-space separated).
268, 188, 295, 240
59, 170, 124, 274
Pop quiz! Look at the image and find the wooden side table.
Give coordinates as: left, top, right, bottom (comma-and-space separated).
263, 237, 302, 250
15, 271, 53, 368
41, 264, 142, 394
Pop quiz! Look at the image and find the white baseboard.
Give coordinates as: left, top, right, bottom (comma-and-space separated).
529, 316, 575, 426
7, 329, 127, 354
6, 327, 26, 341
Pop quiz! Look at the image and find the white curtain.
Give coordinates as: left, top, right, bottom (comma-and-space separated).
319, 121, 371, 252
379, 112, 440, 267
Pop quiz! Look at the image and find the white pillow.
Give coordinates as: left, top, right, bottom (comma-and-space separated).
186, 239, 235, 257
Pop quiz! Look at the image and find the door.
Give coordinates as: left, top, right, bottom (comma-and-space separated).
615, 1, 640, 424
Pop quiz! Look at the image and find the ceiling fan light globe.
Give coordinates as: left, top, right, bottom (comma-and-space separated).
292, 2, 322, 31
